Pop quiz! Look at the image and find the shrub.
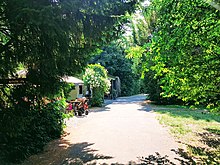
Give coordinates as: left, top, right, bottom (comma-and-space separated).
83, 64, 110, 106
0, 85, 66, 163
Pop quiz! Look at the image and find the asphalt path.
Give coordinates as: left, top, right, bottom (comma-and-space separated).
62, 94, 184, 164
22, 94, 187, 165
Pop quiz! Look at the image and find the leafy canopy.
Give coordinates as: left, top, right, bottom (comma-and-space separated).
129, 0, 220, 109
0, 0, 139, 162
0, 0, 137, 82
90, 43, 142, 96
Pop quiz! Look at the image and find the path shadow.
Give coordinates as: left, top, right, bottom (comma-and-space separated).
138, 149, 197, 165
139, 101, 220, 123
188, 128, 220, 163
61, 142, 113, 165
62, 150, 194, 165
137, 103, 153, 112
199, 128, 220, 148
74, 115, 88, 118
103, 95, 147, 105
170, 129, 219, 164
108, 150, 194, 165
111, 98, 146, 105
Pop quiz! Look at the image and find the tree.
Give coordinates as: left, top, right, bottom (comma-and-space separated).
0, 0, 138, 162
90, 43, 141, 96
140, 0, 220, 109
0, 0, 137, 88
123, 4, 164, 101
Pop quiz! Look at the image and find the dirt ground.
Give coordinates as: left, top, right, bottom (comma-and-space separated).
21, 94, 189, 165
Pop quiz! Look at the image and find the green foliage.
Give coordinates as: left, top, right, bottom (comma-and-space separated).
91, 87, 105, 107
156, 107, 220, 163
123, 5, 164, 99
83, 64, 110, 106
125, 45, 146, 76
132, 0, 220, 110
83, 64, 110, 93
141, 71, 162, 101
0, 84, 66, 163
0, 0, 138, 79
0, 0, 138, 98
90, 43, 141, 96
152, 1, 220, 107
0, 0, 138, 163
61, 83, 75, 99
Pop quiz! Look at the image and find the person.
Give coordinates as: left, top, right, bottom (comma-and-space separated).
85, 88, 91, 99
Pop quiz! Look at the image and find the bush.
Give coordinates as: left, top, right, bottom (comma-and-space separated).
142, 71, 183, 105
0, 85, 66, 163
90, 88, 104, 107
83, 64, 110, 107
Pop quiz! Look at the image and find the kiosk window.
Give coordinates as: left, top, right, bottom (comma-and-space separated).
79, 85, 83, 94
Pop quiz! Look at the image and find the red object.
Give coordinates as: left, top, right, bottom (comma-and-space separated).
67, 103, 73, 110
83, 103, 88, 110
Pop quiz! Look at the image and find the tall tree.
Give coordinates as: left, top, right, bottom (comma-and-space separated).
139, 0, 220, 109
0, 0, 137, 85
90, 43, 141, 96
124, 4, 165, 102
0, 0, 138, 162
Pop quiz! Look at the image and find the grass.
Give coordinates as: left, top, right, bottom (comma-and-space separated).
154, 106, 220, 164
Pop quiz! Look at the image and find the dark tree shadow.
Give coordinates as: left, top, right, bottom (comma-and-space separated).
61, 142, 113, 165
138, 102, 220, 164
138, 150, 197, 165
138, 101, 220, 123
183, 144, 219, 164
74, 115, 88, 118
104, 95, 147, 105
137, 103, 153, 112
199, 128, 220, 148
171, 139, 220, 165
69, 150, 194, 165
73, 105, 112, 116
171, 149, 196, 165
188, 128, 220, 164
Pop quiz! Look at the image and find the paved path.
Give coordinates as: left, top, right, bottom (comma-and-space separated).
22, 94, 186, 165
62, 94, 184, 164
